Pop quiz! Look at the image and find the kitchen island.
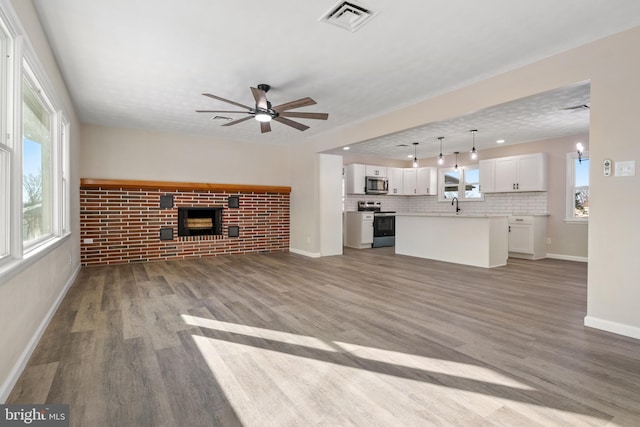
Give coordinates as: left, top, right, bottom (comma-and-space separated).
395, 213, 509, 268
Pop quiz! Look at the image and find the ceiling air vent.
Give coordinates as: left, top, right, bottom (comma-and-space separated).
562, 104, 590, 112
320, 1, 378, 32
210, 116, 233, 122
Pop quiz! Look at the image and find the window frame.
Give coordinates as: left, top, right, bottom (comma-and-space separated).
22, 63, 58, 250
565, 151, 589, 223
438, 165, 485, 202
0, 6, 15, 262
0, 1, 71, 282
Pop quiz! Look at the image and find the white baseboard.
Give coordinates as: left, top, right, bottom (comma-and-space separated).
584, 315, 640, 340
0, 264, 81, 403
289, 247, 321, 258
546, 253, 588, 263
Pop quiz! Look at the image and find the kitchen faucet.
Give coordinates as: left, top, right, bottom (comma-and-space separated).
451, 197, 460, 213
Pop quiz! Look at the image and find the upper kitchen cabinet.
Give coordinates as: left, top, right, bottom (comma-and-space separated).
479, 159, 495, 193
387, 167, 404, 195
365, 165, 387, 177
345, 163, 366, 194
402, 167, 437, 195
481, 153, 548, 193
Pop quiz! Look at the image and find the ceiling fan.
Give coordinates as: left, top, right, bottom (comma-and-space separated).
196, 84, 329, 133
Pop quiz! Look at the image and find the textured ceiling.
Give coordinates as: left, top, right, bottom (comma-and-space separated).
32, 0, 640, 153
325, 82, 591, 160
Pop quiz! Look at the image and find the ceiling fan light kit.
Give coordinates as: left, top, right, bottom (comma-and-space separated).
196, 83, 328, 134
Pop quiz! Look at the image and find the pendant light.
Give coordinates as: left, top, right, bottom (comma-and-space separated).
438, 137, 445, 165
454, 151, 459, 170
412, 142, 419, 168
470, 129, 478, 160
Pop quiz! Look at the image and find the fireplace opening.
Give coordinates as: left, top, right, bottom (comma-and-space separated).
178, 207, 223, 237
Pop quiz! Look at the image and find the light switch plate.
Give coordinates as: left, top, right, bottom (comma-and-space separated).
615, 160, 636, 177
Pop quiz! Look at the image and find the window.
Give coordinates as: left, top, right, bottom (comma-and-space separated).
439, 166, 484, 201
566, 152, 589, 221
0, 12, 12, 260
0, 4, 70, 275
22, 72, 55, 246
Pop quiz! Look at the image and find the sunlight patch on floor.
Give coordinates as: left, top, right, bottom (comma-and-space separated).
182, 314, 534, 390
334, 341, 535, 390
181, 314, 339, 352
186, 315, 611, 426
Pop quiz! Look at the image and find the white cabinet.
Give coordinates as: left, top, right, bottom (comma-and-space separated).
482, 153, 547, 193
494, 157, 518, 192
345, 164, 436, 196
417, 167, 437, 195
365, 165, 387, 177
479, 159, 495, 193
402, 167, 436, 195
508, 215, 547, 260
516, 153, 548, 191
345, 163, 366, 194
388, 167, 404, 195
402, 168, 417, 195
345, 212, 374, 249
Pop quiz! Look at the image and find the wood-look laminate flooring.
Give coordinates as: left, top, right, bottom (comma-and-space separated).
8, 248, 640, 426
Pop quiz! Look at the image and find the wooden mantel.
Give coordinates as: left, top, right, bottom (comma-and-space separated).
80, 178, 291, 194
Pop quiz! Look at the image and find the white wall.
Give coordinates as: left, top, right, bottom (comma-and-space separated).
0, 0, 81, 402
81, 124, 290, 185
299, 27, 640, 339
288, 143, 319, 256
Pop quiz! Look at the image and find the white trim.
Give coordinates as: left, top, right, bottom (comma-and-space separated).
0, 262, 80, 403
438, 165, 484, 202
546, 253, 587, 263
289, 247, 321, 258
563, 219, 588, 224
584, 315, 640, 340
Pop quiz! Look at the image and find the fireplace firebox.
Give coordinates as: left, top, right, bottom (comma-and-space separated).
177, 207, 223, 237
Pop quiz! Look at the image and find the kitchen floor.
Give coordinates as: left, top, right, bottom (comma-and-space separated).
8, 248, 640, 426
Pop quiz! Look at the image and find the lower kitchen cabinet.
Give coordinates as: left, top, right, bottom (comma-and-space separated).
345, 211, 374, 249
508, 215, 547, 260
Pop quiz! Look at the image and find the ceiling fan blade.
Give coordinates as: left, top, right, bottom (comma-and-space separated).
260, 121, 271, 133
273, 116, 309, 131
279, 111, 328, 120
272, 97, 317, 112
202, 93, 252, 110
222, 116, 254, 127
195, 110, 251, 113
251, 87, 268, 110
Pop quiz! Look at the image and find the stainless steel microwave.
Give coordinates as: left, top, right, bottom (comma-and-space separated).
365, 176, 389, 194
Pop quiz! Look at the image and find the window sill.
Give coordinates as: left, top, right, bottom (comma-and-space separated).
438, 198, 485, 203
564, 219, 589, 224
0, 233, 71, 286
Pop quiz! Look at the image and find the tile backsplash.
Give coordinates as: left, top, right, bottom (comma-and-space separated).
345, 192, 548, 215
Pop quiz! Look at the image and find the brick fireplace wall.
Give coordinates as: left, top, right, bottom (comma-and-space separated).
80, 180, 290, 266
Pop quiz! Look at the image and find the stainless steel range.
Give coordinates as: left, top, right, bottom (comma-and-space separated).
357, 201, 395, 248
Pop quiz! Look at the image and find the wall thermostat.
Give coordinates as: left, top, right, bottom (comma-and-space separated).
603, 159, 612, 176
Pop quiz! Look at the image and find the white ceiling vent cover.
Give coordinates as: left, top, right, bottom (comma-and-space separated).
320, 1, 378, 32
